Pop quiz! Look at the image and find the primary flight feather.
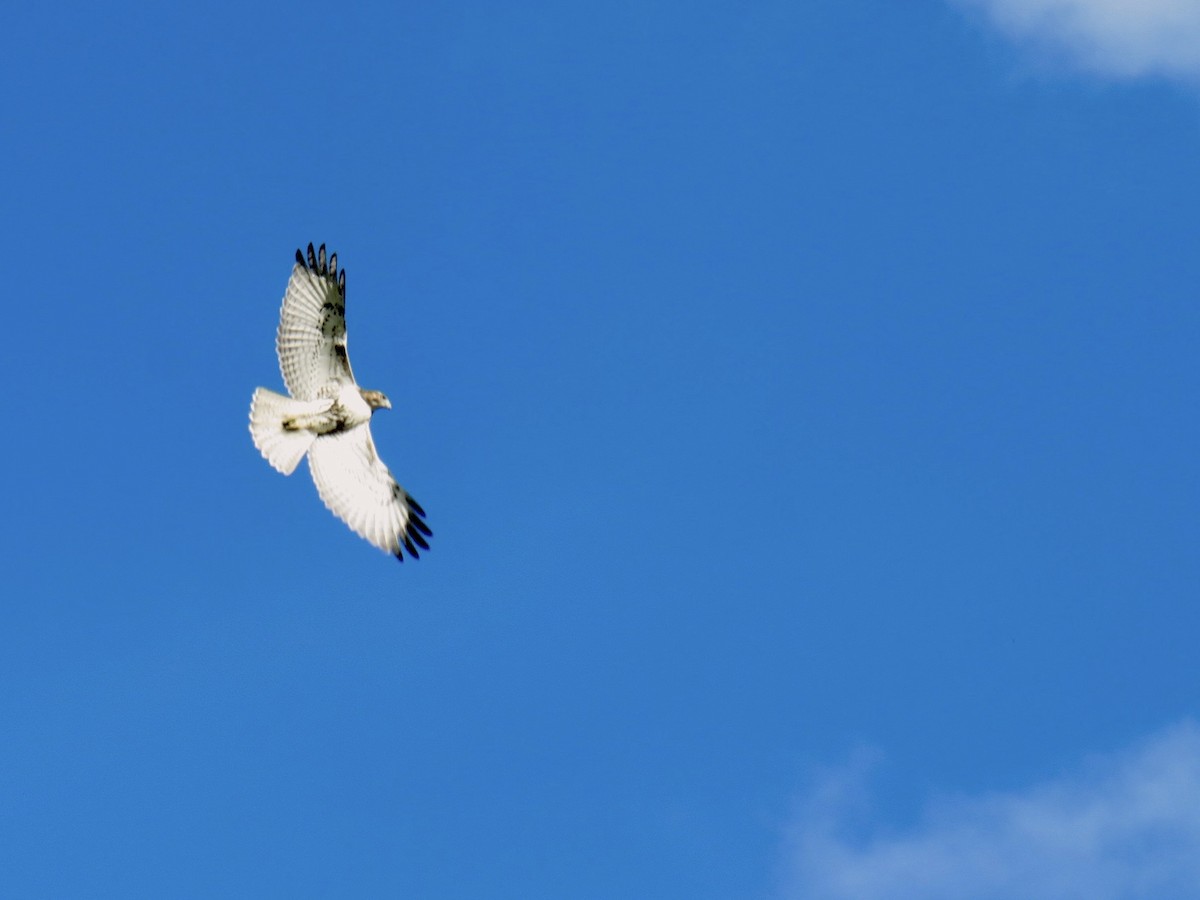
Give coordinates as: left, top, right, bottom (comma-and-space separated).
249, 243, 431, 561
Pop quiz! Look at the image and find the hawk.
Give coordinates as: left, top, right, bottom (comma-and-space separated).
249, 243, 431, 561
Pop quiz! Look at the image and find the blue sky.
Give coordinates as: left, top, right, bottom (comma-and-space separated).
5, 1, 1200, 897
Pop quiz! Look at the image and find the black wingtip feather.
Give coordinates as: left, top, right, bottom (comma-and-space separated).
297, 242, 345, 296
406, 494, 426, 517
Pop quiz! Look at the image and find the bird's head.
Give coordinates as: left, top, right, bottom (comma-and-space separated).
361, 389, 392, 412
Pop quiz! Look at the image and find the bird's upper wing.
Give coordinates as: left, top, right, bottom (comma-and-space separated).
276, 243, 355, 400
306, 426, 432, 561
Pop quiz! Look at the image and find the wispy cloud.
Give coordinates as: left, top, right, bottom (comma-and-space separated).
780, 722, 1200, 899
952, 0, 1200, 81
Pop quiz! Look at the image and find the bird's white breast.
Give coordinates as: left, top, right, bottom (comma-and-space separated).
337, 382, 372, 427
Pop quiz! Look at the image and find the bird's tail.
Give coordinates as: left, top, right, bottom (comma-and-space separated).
249, 387, 322, 475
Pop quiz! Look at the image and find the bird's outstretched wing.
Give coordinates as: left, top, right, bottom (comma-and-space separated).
277, 242, 355, 400
306, 426, 432, 560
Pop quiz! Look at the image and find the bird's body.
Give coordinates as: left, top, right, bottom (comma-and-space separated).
249, 243, 431, 561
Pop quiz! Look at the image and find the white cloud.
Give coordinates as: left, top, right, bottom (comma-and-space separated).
953, 0, 1200, 80
781, 722, 1200, 899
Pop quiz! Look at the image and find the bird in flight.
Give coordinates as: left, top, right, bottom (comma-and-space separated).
249, 243, 431, 561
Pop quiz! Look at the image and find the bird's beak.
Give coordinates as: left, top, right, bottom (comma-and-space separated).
382, 396, 393, 410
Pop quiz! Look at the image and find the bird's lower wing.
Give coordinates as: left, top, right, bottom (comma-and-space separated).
306, 426, 431, 560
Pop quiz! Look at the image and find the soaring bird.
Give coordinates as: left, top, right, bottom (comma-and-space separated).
249, 243, 431, 561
